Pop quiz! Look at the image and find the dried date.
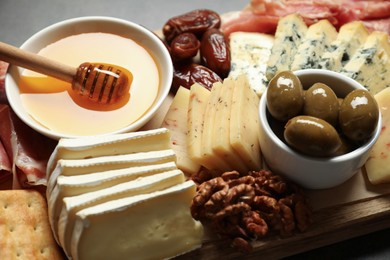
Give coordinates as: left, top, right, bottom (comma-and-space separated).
172, 63, 222, 92
200, 28, 231, 78
163, 9, 221, 43
170, 32, 200, 62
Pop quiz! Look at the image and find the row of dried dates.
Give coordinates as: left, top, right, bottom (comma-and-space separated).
190, 169, 313, 253
162, 9, 231, 92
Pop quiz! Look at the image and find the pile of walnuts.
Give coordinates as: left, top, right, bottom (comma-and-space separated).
190, 170, 312, 253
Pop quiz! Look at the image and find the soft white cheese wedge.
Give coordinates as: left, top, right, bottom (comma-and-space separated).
291, 19, 337, 71
58, 170, 185, 257
47, 128, 172, 176
266, 14, 307, 80
230, 75, 262, 170
162, 87, 201, 175
365, 88, 390, 184
318, 21, 369, 71
47, 150, 176, 196
48, 162, 178, 243
229, 31, 274, 95
341, 31, 390, 95
70, 181, 203, 260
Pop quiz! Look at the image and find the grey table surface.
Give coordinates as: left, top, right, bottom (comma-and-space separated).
1, 0, 389, 259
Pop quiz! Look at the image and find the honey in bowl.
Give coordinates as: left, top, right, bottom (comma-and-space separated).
18, 32, 160, 136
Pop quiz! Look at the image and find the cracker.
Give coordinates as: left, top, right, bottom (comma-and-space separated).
0, 190, 64, 260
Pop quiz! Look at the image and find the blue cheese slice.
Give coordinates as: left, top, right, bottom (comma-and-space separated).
318, 21, 369, 71
291, 19, 337, 71
47, 128, 172, 176
229, 31, 274, 95
70, 181, 203, 260
266, 14, 307, 80
341, 31, 390, 95
58, 170, 185, 257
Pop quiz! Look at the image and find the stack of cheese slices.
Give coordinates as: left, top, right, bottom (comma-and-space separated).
45, 128, 203, 260
163, 75, 262, 176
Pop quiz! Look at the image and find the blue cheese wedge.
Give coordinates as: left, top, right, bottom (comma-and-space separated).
291, 19, 337, 71
70, 181, 203, 260
47, 128, 172, 176
229, 31, 274, 95
318, 21, 369, 71
365, 88, 390, 184
48, 162, 178, 243
266, 14, 307, 80
58, 170, 185, 257
341, 31, 390, 95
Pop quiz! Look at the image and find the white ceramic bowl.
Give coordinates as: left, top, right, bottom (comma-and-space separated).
258, 69, 382, 189
5, 16, 172, 140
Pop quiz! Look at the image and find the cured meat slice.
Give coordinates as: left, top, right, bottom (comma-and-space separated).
0, 105, 57, 188
0, 61, 9, 104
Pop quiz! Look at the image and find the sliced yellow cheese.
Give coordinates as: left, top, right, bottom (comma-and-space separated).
187, 83, 211, 165
212, 77, 249, 173
47, 128, 172, 176
365, 88, 390, 184
230, 75, 262, 170
200, 82, 231, 171
48, 161, 178, 244
58, 170, 185, 257
162, 87, 201, 175
70, 181, 203, 260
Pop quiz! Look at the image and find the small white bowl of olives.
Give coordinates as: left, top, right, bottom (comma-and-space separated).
258, 69, 381, 189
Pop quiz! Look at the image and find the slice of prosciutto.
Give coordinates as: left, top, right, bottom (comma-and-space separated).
0, 61, 57, 188
222, 0, 390, 36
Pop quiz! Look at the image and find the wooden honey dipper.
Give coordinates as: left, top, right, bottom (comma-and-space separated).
0, 41, 132, 104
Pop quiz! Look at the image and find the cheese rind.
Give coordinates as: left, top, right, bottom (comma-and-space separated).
47, 128, 172, 176
70, 181, 203, 260
291, 19, 337, 71
162, 87, 201, 175
48, 161, 178, 244
365, 88, 390, 184
266, 14, 307, 80
229, 32, 274, 95
58, 170, 185, 257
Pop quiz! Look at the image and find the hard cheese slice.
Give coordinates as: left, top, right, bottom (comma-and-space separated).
47, 150, 176, 196
365, 88, 390, 184
200, 82, 231, 171
47, 128, 171, 176
266, 14, 307, 80
229, 31, 274, 95
341, 31, 390, 95
230, 75, 262, 170
318, 21, 369, 71
58, 170, 185, 257
48, 162, 178, 243
70, 181, 203, 260
187, 83, 211, 165
162, 87, 201, 175
212, 77, 249, 173
291, 19, 337, 71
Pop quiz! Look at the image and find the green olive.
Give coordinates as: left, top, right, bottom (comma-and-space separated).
339, 89, 379, 142
303, 83, 339, 126
284, 115, 342, 157
267, 71, 304, 121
